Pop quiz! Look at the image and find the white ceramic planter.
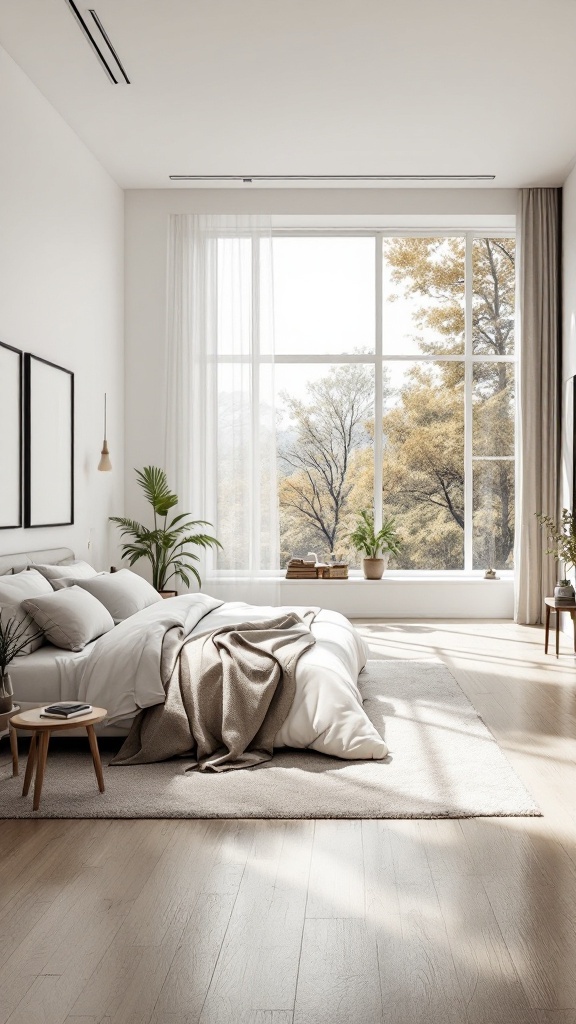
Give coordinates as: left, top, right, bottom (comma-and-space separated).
363, 557, 385, 580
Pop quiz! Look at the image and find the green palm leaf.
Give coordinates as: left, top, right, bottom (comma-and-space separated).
136, 466, 178, 518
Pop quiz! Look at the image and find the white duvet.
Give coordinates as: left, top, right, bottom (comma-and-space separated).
74, 595, 387, 761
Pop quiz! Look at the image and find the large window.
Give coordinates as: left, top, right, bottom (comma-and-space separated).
216, 232, 516, 574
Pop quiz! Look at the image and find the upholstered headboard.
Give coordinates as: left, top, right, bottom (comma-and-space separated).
0, 548, 75, 576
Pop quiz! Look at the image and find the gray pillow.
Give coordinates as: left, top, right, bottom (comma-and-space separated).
22, 586, 115, 652
51, 572, 107, 592
0, 569, 53, 654
31, 560, 98, 585
74, 569, 162, 623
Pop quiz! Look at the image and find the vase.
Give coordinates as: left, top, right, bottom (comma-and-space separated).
554, 581, 575, 601
0, 673, 13, 714
363, 557, 385, 580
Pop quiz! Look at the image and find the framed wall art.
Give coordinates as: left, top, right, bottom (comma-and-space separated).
0, 340, 22, 529
24, 354, 74, 527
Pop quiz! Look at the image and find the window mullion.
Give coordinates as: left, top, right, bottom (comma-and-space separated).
374, 233, 383, 532
251, 237, 261, 574
464, 233, 474, 572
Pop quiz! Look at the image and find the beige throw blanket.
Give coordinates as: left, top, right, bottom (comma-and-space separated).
111, 611, 316, 771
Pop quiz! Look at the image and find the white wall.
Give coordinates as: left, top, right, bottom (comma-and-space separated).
0, 46, 124, 570
124, 187, 517, 616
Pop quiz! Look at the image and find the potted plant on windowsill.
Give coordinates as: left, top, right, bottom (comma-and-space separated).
0, 616, 43, 713
536, 508, 576, 600
110, 466, 222, 594
348, 509, 402, 580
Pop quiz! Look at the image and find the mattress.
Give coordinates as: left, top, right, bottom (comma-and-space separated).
8, 643, 92, 705
7, 643, 131, 735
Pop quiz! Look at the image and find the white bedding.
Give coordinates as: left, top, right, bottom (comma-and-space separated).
60, 595, 387, 761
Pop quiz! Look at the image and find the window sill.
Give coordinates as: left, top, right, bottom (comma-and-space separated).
207, 574, 514, 583
203, 575, 514, 618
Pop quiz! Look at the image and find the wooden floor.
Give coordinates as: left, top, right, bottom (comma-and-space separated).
1, 619, 576, 1024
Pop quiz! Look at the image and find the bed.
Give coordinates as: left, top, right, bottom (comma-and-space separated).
1, 548, 132, 736
1, 548, 387, 761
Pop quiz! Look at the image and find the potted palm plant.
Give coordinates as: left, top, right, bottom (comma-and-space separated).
348, 509, 402, 580
110, 466, 222, 594
0, 616, 43, 713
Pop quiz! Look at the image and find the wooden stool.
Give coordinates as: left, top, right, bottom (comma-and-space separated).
544, 597, 576, 657
10, 707, 107, 811
0, 704, 21, 777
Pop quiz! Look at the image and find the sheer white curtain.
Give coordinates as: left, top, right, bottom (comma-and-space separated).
165, 214, 280, 596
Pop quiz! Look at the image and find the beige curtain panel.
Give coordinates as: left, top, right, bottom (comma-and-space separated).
515, 188, 562, 624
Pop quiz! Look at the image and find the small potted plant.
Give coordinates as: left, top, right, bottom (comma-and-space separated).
536, 509, 576, 600
111, 466, 222, 594
348, 509, 402, 580
0, 616, 43, 713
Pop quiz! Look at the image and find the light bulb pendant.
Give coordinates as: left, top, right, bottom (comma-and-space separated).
98, 439, 112, 472
97, 393, 112, 471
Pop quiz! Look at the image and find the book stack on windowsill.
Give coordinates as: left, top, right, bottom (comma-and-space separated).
322, 562, 349, 579
285, 559, 318, 579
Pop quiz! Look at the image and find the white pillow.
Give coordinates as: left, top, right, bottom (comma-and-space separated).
74, 569, 162, 623
31, 560, 98, 586
0, 569, 53, 654
22, 586, 115, 652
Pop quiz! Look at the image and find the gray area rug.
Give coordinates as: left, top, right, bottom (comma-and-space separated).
0, 660, 540, 819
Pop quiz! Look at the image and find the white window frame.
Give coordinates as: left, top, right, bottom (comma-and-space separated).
213, 227, 516, 577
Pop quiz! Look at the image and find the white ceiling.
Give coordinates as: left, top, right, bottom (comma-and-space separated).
1, 0, 576, 189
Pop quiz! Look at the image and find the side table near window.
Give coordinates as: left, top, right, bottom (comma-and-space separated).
544, 597, 576, 657
0, 704, 21, 777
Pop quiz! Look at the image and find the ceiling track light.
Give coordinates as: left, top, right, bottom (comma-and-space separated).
169, 174, 496, 183
64, 0, 130, 84
88, 10, 130, 83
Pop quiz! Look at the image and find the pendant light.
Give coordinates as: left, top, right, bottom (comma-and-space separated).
97, 393, 112, 471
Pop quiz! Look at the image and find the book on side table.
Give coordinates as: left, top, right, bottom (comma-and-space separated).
41, 702, 93, 720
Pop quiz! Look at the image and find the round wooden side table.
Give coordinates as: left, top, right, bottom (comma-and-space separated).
10, 707, 107, 811
0, 704, 21, 777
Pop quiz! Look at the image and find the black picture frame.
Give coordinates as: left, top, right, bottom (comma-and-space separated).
0, 340, 23, 529
24, 354, 74, 528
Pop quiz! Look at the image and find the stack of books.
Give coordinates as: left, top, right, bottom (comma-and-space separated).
285, 558, 318, 579
41, 702, 93, 720
323, 562, 349, 579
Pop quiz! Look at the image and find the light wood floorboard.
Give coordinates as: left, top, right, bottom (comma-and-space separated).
1, 619, 576, 1023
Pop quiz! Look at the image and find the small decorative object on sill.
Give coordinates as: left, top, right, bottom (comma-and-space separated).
554, 579, 576, 602
484, 568, 498, 580
323, 562, 349, 579
158, 590, 178, 599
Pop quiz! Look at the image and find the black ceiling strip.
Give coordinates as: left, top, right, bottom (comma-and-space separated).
64, 0, 118, 83
168, 174, 496, 182
88, 9, 130, 84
